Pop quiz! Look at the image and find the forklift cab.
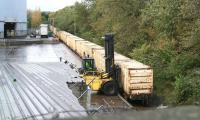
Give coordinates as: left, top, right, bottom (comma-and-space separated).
80, 57, 103, 91
79, 34, 120, 95
82, 58, 96, 72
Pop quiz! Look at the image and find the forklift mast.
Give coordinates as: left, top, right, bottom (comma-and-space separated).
104, 34, 115, 77
80, 33, 120, 95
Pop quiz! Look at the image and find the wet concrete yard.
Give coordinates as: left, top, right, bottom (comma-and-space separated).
1, 39, 199, 120
0, 40, 85, 120
0, 39, 134, 120
0, 43, 82, 66
0, 62, 86, 119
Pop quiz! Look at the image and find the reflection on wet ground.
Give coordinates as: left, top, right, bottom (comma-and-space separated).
0, 41, 142, 110
0, 42, 87, 119
0, 40, 141, 114
0, 43, 82, 67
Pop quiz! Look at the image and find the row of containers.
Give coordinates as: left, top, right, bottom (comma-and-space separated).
51, 26, 153, 99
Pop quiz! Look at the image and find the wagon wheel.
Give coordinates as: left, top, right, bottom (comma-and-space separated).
143, 95, 149, 106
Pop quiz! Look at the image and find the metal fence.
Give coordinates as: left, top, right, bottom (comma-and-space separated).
0, 31, 3, 38
0, 30, 27, 38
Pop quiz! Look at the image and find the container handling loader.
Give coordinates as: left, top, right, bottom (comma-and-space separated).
79, 34, 121, 96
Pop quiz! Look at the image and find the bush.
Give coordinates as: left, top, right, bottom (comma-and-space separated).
175, 70, 200, 104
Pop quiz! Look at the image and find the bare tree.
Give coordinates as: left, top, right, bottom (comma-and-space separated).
31, 8, 42, 28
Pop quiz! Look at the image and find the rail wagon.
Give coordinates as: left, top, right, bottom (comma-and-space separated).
51, 26, 153, 100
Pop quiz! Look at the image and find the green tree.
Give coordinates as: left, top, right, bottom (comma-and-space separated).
131, 0, 200, 104
50, 0, 200, 104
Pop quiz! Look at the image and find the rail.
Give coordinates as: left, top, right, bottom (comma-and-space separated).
78, 78, 96, 100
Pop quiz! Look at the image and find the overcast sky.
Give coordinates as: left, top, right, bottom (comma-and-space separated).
27, 0, 82, 11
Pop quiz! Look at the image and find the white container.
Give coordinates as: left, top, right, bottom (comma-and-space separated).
83, 43, 103, 58
76, 41, 91, 57
117, 60, 153, 97
51, 28, 154, 99
40, 24, 48, 38
93, 49, 106, 72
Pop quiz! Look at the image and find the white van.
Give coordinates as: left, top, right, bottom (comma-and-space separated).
40, 24, 48, 38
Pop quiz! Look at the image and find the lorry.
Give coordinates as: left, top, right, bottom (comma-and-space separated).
40, 24, 48, 38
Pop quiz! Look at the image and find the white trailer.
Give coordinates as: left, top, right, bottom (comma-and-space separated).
40, 24, 48, 38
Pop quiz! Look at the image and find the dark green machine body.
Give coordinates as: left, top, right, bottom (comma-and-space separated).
82, 58, 96, 72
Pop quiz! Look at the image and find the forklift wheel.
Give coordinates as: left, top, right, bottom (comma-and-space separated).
102, 81, 118, 96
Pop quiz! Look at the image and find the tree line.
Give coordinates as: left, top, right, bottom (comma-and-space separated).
28, 8, 49, 28
49, 0, 200, 104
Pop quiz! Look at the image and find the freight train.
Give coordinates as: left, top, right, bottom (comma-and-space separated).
50, 26, 153, 103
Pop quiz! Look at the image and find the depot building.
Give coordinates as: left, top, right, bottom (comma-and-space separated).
0, 0, 27, 38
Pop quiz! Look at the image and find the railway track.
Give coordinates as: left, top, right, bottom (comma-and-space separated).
76, 91, 134, 115
91, 94, 132, 109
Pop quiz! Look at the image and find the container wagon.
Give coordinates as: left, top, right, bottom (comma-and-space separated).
51, 26, 153, 101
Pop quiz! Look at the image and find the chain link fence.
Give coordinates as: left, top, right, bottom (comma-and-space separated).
5, 30, 27, 38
